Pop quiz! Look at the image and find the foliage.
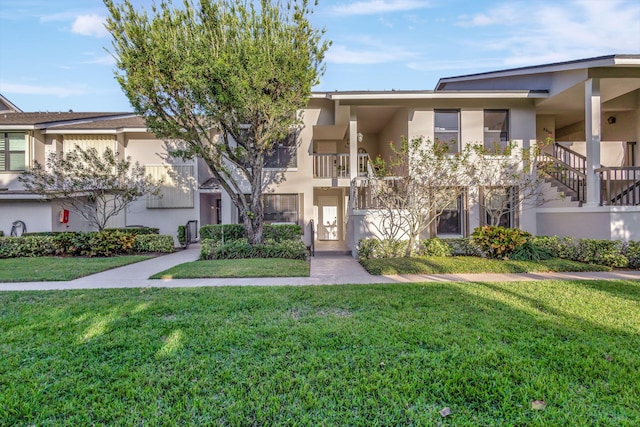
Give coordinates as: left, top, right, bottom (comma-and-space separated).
200, 238, 307, 260
19, 146, 161, 231
200, 223, 302, 244
133, 234, 175, 253
360, 256, 610, 275
624, 241, 640, 269
0, 231, 173, 258
106, 227, 160, 235
419, 237, 451, 257
472, 226, 531, 259
105, 0, 329, 245
466, 140, 546, 226
357, 238, 409, 260
177, 225, 186, 247
0, 256, 152, 282
441, 238, 483, 257
575, 239, 628, 268
508, 240, 553, 261
150, 258, 309, 279
366, 137, 471, 256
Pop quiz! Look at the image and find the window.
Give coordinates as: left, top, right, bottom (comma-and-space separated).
146, 165, 194, 208
434, 110, 460, 154
436, 192, 464, 235
484, 110, 509, 152
263, 194, 298, 224
0, 132, 26, 172
483, 187, 517, 228
265, 131, 297, 168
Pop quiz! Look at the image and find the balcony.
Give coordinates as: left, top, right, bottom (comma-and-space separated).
313, 153, 373, 179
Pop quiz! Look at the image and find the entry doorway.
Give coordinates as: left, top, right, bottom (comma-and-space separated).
317, 195, 339, 240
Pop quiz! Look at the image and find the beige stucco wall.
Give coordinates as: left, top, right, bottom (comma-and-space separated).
0, 200, 52, 235
536, 206, 640, 241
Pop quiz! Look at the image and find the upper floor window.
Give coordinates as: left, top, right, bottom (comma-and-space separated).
0, 132, 26, 172
434, 110, 460, 154
484, 110, 509, 153
265, 131, 297, 168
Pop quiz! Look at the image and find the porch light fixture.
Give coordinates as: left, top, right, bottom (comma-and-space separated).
357, 132, 364, 143
607, 116, 616, 124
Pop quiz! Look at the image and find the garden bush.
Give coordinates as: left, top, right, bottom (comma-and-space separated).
0, 236, 56, 258
509, 240, 553, 261
200, 223, 302, 244
200, 238, 307, 260
472, 226, 531, 259
177, 225, 186, 247
357, 238, 409, 259
419, 238, 451, 257
624, 241, 640, 269
133, 234, 175, 253
441, 238, 483, 257
105, 227, 160, 235
575, 239, 628, 268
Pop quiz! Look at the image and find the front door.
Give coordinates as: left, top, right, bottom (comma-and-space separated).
318, 195, 339, 240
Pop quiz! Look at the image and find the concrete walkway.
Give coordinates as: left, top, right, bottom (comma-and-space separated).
2, 246, 640, 291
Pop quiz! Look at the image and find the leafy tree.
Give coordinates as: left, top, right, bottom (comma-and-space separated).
104, 0, 328, 244
19, 146, 161, 231
466, 141, 546, 226
364, 137, 472, 256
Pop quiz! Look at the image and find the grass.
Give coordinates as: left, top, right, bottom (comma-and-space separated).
0, 256, 153, 282
1, 280, 640, 425
150, 258, 310, 279
360, 256, 612, 275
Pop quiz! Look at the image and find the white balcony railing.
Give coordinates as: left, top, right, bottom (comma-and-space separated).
313, 154, 350, 178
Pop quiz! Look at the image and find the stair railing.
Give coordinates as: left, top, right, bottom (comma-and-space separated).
537, 147, 586, 203
597, 167, 640, 206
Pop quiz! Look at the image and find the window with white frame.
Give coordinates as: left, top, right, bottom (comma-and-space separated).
434, 110, 460, 154
263, 194, 299, 224
0, 132, 26, 172
483, 110, 509, 152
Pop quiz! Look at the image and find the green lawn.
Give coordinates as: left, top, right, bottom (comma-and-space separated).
150, 258, 310, 279
1, 280, 639, 425
0, 256, 153, 282
360, 256, 612, 275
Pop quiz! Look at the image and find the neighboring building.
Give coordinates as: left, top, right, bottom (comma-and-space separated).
1, 54, 639, 251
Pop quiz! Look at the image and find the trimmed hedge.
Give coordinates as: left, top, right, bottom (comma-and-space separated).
472, 226, 531, 259
200, 238, 307, 260
24, 227, 160, 237
200, 223, 302, 243
0, 231, 174, 258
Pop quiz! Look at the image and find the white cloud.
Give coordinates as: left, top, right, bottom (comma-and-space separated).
455, 0, 640, 67
71, 14, 108, 38
83, 55, 116, 66
326, 43, 415, 64
0, 82, 87, 98
332, 0, 429, 16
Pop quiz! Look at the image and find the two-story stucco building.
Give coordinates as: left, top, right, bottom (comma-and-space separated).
1, 54, 639, 253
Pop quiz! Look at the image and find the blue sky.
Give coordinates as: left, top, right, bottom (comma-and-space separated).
1, 0, 639, 112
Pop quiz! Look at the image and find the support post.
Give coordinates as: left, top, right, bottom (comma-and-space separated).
349, 108, 358, 180
585, 78, 601, 206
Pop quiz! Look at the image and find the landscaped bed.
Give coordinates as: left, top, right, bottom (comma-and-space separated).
150, 258, 310, 279
0, 256, 153, 282
1, 280, 639, 425
360, 256, 611, 275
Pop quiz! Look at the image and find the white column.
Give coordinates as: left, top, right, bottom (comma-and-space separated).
585, 78, 601, 206
349, 108, 358, 180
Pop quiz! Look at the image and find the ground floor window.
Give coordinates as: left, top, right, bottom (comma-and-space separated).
263, 194, 299, 224
435, 191, 465, 236
483, 187, 517, 228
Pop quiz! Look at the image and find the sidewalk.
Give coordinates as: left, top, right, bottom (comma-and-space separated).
2, 246, 640, 291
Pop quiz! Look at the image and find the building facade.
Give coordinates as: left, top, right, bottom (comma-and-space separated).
1, 55, 639, 252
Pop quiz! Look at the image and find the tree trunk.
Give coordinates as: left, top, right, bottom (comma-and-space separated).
245, 151, 265, 245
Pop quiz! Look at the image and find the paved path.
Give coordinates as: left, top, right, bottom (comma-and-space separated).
2, 246, 640, 291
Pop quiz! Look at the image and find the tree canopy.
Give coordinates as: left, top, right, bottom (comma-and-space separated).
104, 0, 329, 244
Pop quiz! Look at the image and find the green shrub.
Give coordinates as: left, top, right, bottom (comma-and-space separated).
200, 223, 302, 244
200, 238, 307, 260
105, 227, 160, 235
0, 236, 56, 258
419, 237, 451, 257
177, 225, 186, 247
134, 235, 175, 253
85, 231, 136, 257
357, 238, 409, 259
509, 240, 553, 261
575, 239, 627, 268
441, 238, 483, 257
200, 224, 246, 242
624, 241, 640, 269
472, 226, 531, 259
